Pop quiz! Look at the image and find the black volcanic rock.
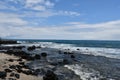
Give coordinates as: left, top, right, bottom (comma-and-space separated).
0, 71, 7, 79
43, 70, 58, 80
27, 46, 36, 51
41, 52, 47, 57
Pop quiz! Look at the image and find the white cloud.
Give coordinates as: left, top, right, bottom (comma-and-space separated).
57, 11, 80, 16
0, 13, 27, 26
0, 12, 120, 40
25, 0, 54, 11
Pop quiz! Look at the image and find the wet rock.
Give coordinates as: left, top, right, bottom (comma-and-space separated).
22, 70, 32, 75
77, 48, 80, 50
43, 70, 58, 80
22, 65, 30, 69
4, 69, 12, 73
100, 78, 107, 80
0, 71, 7, 79
41, 52, 47, 57
34, 54, 41, 59
71, 55, 75, 58
64, 52, 68, 54
27, 46, 36, 51
15, 73, 20, 79
63, 59, 69, 64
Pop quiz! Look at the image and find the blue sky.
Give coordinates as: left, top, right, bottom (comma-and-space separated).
0, 0, 120, 40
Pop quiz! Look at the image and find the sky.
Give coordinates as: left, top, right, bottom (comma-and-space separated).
0, 0, 120, 40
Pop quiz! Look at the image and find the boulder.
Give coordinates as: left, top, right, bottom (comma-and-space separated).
27, 46, 36, 51
0, 71, 7, 79
41, 52, 47, 57
43, 70, 58, 80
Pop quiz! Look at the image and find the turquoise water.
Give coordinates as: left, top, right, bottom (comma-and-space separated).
17, 39, 120, 48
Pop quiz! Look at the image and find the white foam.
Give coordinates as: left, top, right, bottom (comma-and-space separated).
2, 42, 120, 59
64, 64, 102, 80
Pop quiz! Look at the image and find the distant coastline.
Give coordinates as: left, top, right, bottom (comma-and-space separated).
0, 39, 17, 44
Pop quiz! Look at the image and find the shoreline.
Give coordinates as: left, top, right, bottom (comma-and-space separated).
0, 44, 120, 80
0, 52, 42, 80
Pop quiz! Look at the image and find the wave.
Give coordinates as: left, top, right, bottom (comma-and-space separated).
2, 41, 120, 59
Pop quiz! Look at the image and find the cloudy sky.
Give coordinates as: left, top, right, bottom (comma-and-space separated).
0, 0, 120, 40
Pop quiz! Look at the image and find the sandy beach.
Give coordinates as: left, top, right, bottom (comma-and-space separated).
0, 52, 42, 80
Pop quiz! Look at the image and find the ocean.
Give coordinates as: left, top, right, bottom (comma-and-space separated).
2, 39, 120, 80
15, 40, 120, 59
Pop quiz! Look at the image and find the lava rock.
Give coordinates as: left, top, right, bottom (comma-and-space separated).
0, 71, 7, 79
43, 70, 58, 80
41, 52, 47, 57
4, 69, 12, 73
8, 59, 14, 62
27, 46, 36, 51
9, 65, 16, 69
15, 73, 20, 79
19, 62, 25, 65
71, 55, 75, 58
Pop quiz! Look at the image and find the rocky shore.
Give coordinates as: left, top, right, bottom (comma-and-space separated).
0, 44, 120, 80
0, 45, 80, 80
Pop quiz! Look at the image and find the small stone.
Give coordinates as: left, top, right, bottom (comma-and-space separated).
8, 59, 14, 62
15, 73, 20, 79
4, 69, 12, 73
19, 62, 25, 65
71, 55, 75, 58
10, 73, 15, 77
8, 78, 16, 80
17, 58, 22, 61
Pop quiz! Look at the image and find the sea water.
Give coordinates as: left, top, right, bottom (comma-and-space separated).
2, 40, 120, 80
